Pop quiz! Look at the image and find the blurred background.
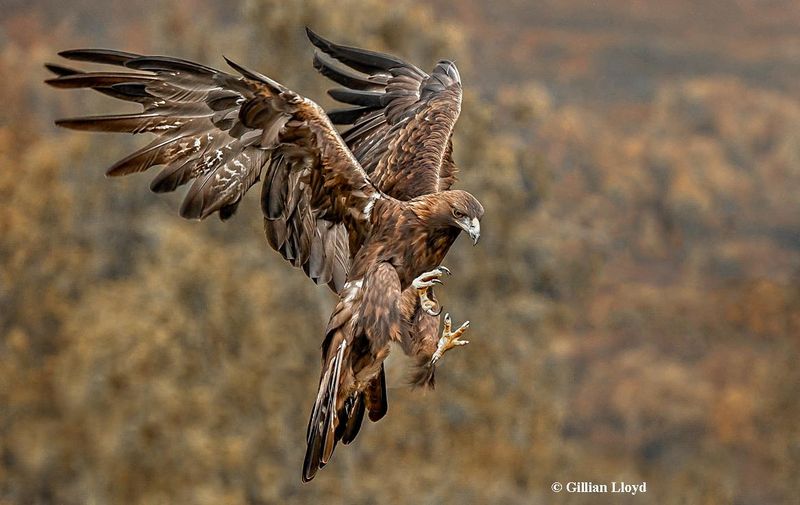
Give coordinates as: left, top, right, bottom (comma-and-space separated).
1, 0, 799, 503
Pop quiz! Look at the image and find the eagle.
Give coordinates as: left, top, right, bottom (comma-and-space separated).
46, 28, 484, 482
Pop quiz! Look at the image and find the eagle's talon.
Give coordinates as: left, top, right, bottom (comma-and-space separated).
428, 304, 443, 317
431, 313, 470, 365
412, 277, 442, 290
413, 266, 451, 317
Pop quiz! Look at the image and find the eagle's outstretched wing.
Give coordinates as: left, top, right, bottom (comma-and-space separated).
47, 50, 378, 291
307, 28, 462, 199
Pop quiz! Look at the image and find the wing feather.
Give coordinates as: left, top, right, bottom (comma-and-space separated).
305, 27, 410, 74
308, 29, 462, 199
47, 49, 377, 291
312, 52, 387, 91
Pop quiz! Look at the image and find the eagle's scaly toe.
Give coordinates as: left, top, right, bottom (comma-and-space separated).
431, 313, 470, 365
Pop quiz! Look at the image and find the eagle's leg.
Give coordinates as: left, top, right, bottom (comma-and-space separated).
411, 266, 451, 316
431, 313, 470, 365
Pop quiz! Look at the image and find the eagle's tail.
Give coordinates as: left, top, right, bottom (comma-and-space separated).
335, 362, 387, 449
365, 364, 388, 422
303, 340, 346, 482
302, 352, 388, 482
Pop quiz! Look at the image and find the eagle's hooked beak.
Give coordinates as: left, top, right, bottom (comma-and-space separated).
459, 217, 481, 245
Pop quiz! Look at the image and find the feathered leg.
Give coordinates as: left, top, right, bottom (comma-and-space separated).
400, 275, 471, 389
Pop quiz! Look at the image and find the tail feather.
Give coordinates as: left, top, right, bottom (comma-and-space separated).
302, 428, 323, 482
302, 342, 389, 481
302, 339, 347, 483
321, 341, 345, 465
341, 393, 366, 445
365, 363, 388, 422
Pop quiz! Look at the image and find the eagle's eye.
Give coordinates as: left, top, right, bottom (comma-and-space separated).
452, 209, 465, 219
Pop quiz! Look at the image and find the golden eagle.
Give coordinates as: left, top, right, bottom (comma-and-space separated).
46, 28, 483, 482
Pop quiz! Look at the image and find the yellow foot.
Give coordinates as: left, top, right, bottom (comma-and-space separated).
431, 313, 470, 365
412, 266, 451, 316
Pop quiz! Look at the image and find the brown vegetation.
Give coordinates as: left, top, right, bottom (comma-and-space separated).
1, 0, 799, 504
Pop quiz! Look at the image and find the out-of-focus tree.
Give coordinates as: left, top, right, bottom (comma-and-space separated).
2, 0, 800, 504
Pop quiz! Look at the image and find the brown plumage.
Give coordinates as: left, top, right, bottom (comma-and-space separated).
46, 28, 483, 483
310, 26, 464, 400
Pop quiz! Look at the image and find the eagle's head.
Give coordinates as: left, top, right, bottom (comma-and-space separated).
415, 190, 484, 245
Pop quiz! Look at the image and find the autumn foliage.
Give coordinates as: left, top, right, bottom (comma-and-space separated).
1, 0, 799, 504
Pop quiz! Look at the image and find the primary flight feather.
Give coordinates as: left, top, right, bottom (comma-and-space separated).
46, 28, 484, 482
